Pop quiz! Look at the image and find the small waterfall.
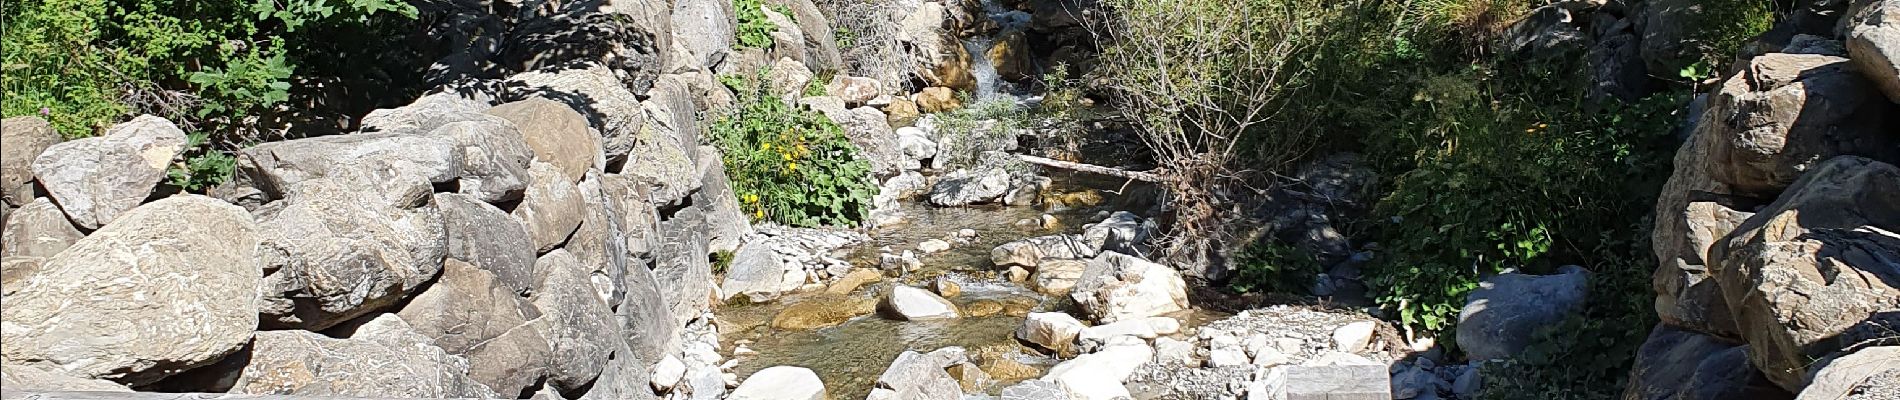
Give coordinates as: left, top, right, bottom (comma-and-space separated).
963, 37, 1002, 102
961, 0, 1034, 103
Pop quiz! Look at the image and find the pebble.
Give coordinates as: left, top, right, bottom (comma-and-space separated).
919, 239, 951, 254
958, 228, 977, 238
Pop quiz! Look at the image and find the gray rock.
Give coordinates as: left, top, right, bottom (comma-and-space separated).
695, 146, 753, 254
1623, 324, 1787, 400
30, 115, 186, 229
767, 57, 816, 100
575, 324, 663, 400
1784, 34, 1848, 56
1800, 346, 1900, 400
992, 234, 1097, 268
1587, 23, 1654, 103
671, 0, 736, 69
1, 116, 59, 206
436, 193, 538, 295
239, 131, 462, 199
1071, 252, 1191, 323
729, 366, 828, 400
0, 197, 82, 259
880, 285, 961, 320
642, 75, 706, 170
359, 92, 495, 136
1084, 211, 1153, 257
875, 349, 966, 400
0, 195, 258, 385
396, 258, 551, 396
532, 247, 622, 392
1457, 266, 1590, 361
255, 169, 447, 330
1155, 337, 1196, 367
1042, 340, 1153, 400
1711, 156, 1900, 390
1000, 380, 1068, 400
0, 363, 130, 392
763, 0, 843, 73
489, 97, 605, 183
812, 106, 908, 176
654, 206, 714, 327
828, 76, 884, 106
929, 168, 1013, 206
514, 161, 586, 253
721, 241, 805, 302
1846, 0, 1900, 102
509, 66, 695, 204
230, 314, 501, 397
1331, 321, 1376, 354
434, 120, 534, 202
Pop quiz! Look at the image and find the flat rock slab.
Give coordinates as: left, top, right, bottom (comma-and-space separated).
1284, 365, 1391, 400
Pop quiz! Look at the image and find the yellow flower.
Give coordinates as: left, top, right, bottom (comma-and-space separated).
760, 142, 771, 151
754, 209, 764, 219
788, 163, 798, 171
795, 144, 808, 154
782, 153, 793, 161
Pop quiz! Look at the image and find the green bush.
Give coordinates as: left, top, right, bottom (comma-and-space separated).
734, 0, 787, 49
710, 75, 877, 228
929, 98, 1031, 169
1230, 241, 1323, 295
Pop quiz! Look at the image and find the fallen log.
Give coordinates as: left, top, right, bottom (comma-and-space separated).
1014, 154, 1169, 183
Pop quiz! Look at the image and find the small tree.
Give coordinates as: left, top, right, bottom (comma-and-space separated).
1088, 0, 1380, 273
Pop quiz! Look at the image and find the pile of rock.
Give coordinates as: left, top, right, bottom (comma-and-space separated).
1120, 306, 1407, 400
1631, 0, 1900, 397
993, 211, 1155, 295
719, 224, 868, 303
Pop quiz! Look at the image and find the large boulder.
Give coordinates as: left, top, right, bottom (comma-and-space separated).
0, 195, 258, 385
1031, 259, 1087, 296
1017, 312, 1086, 355
237, 131, 462, 199
763, 0, 844, 73
899, 2, 976, 92
729, 366, 829, 400
992, 234, 1098, 268
1041, 339, 1153, 400
875, 348, 967, 400
576, 338, 662, 400
1799, 346, 1900, 400
880, 285, 962, 320
1845, 0, 1900, 102
655, 206, 715, 327
513, 161, 586, 253
1622, 324, 1789, 400
720, 241, 807, 303
396, 258, 551, 396
435, 193, 538, 295
358, 92, 495, 136
929, 167, 1013, 206
0, 197, 82, 259
606, 177, 684, 361
1070, 252, 1190, 323
1084, 211, 1153, 257
532, 247, 624, 392
0, 363, 130, 392
695, 146, 752, 253
229, 314, 500, 397
1, 116, 59, 206
671, 0, 736, 70
509, 65, 697, 204
255, 169, 447, 330
814, 106, 909, 176
1651, 101, 1751, 337
1709, 156, 1900, 391
434, 120, 534, 202
1701, 53, 1898, 198
29, 115, 186, 229
1457, 265, 1591, 361
488, 97, 605, 183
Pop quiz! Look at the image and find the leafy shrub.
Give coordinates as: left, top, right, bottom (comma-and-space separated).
929, 98, 1032, 169
2, 0, 415, 137
1230, 241, 1323, 295
734, 0, 787, 49
710, 75, 877, 228
167, 132, 239, 191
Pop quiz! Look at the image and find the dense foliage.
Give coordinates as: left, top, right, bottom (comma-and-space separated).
711, 75, 878, 228
3, 0, 419, 188
1101, 0, 1775, 397
734, 0, 789, 48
